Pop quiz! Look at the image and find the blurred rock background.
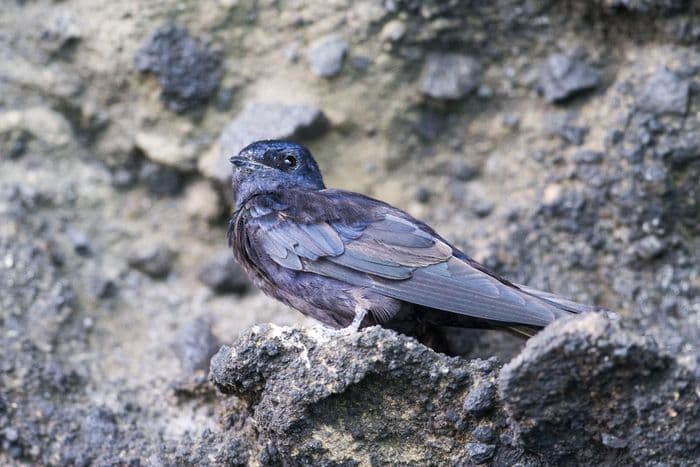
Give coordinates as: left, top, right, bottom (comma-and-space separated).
0, 0, 698, 464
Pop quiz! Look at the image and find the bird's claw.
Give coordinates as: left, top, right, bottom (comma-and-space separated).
322, 307, 367, 336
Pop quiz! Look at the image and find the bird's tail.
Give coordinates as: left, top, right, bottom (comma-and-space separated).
506, 284, 605, 338
516, 283, 607, 314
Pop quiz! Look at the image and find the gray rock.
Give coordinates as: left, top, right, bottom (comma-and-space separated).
636, 68, 689, 116
472, 200, 495, 218
539, 54, 599, 103
413, 110, 444, 140
633, 235, 667, 260
209, 325, 518, 465
465, 442, 496, 463
499, 312, 700, 466
138, 162, 183, 196
555, 124, 589, 146
599, 0, 688, 13
463, 379, 497, 414
574, 149, 604, 164
174, 317, 221, 374
415, 187, 431, 203
601, 433, 628, 449
453, 163, 479, 181
0, 128, 30, 159
66, 229, 92, 256
111, 168, 136, 190
134, 24, 222, 113
215, 101, 327, 180
419, 53, 482, 100
307, 34, 347, 78
198, 251, 249, 294
90, 277, 117, 300
210, 313, 699, 465
127, 242, 175, 279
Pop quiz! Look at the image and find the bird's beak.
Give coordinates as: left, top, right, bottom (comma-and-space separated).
229, 156, 250, 167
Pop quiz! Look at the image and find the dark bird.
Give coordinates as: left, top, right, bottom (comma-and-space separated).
228, 140, 602, 350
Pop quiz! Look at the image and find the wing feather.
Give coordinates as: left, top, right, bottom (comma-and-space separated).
246, 190, 567, 327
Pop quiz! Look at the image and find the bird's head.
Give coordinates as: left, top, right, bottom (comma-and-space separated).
229, 140, 325, 208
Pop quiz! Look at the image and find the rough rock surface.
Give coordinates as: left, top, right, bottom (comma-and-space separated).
210, 324, 525, 465
538, 54, 600, 103
135, 23, 223, 113
210, 315, 699, 465
307, 34, 348, 78
419, 53, 482, 100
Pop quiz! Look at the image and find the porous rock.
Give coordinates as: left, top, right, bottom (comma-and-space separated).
419, 53, 482, 100
210, 324, 524, 466
539, 54, 599, 103
134, 23, 222, 113
210, 313, 699, 465
127, 242, 175, 279
500, 312, 700, 466
636, 68, 689, 116
307, 34, 348, 78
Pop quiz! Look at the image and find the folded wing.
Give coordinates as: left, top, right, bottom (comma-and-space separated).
249, 191, 567, 327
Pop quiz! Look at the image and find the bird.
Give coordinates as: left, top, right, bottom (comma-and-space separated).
228, 140, 602, 351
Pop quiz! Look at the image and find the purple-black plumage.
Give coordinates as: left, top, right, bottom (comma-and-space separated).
228, 140, 603, 350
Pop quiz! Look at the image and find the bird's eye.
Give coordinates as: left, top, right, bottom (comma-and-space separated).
284, 155, 297, 169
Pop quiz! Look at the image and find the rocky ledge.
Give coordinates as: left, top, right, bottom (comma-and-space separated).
210, 314, 699, 466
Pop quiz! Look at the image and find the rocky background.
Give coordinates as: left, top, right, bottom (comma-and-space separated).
1, 0, 698, 465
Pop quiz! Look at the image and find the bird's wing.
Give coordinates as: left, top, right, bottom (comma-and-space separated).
247, 190, 563, 327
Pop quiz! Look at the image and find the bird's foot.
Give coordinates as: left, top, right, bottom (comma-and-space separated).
323, 308, 368, 336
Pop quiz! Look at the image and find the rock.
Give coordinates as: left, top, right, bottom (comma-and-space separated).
633, 235, 667, 260
539, 54, 599, 103
415, 187, 431, 203
499, 312, 700, 465
210, 314, 699, 465
380, 19, 407, 42
183, 181, 223, 222
134, 24, 223, 113
283, 43, 301, 64
66, 229, 92, 256
127, 242, 175, 279
462, 379, 497, 414
352, 55, 372, 71
209, 325, 518, 465
601, 433, 628, 449
599, 0, 688, 13
472, 200, 495, 218
215, 86, 235, 111
419, 53, 482, 100
0, 128, 30, 159
453, 162, 479, 181
174, 317, 220, 374
465, 442, 496, 463
554, 124, 589, 146
40, 10, 82, 56
413, 110, 444, 140
636, 68, 689, 116
307, 34, 347, 78
134, 131, 198, 171
198, 251, 249, 294
138, 162, 184, 196
574, 149, 603, 164
90, 277, 117, 300
0, 107, 72, 149
213, 101, 328, 181
111, 168, 136, 190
